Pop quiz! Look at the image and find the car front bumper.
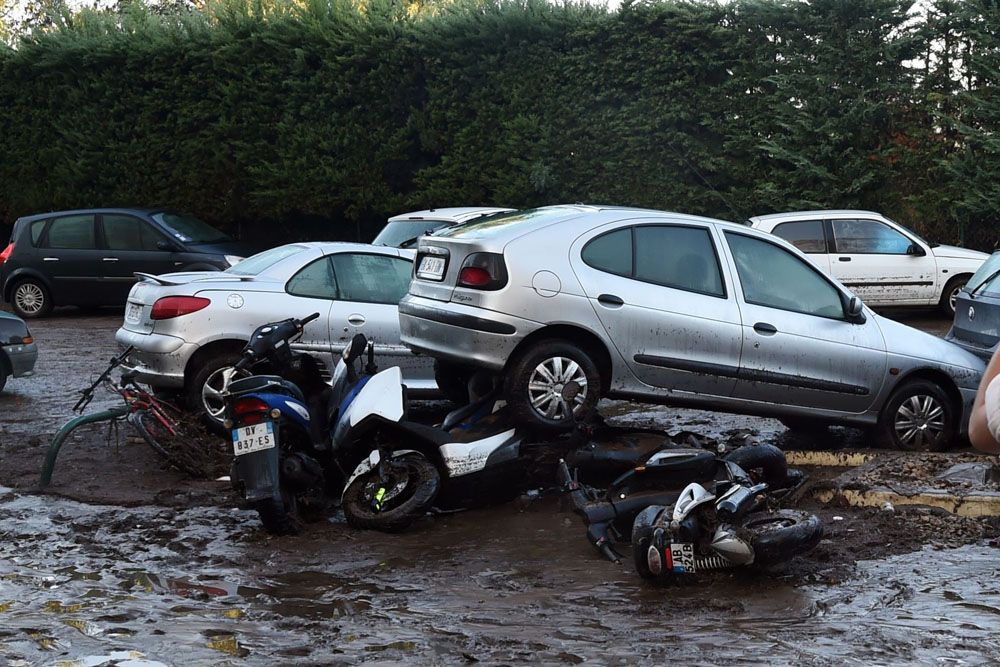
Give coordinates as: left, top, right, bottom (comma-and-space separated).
398, 295, 537, 371
115, 327, 196, 389
3, 342, 37, 378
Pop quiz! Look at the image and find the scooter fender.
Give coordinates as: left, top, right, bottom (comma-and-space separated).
249, 391, 311, 433
232, 443, 282, 503
341, 448, 421, 502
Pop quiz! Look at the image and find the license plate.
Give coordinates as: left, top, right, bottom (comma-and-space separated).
417, 255, 446, 280
232, 421, 275, 456
125, 302, 143, 323
665, 543, 695, 573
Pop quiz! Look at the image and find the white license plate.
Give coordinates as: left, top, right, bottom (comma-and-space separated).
417, 256, 446, 280
232, 421, 275, 456
666, 543, 695, 573
125, 302, 143, 323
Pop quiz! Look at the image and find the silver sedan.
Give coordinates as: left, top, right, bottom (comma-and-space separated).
116, 242, 435, 428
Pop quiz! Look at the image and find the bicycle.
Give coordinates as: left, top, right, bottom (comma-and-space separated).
40, 346, 227, 487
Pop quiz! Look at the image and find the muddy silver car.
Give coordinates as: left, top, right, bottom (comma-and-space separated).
399, 205, 985, 450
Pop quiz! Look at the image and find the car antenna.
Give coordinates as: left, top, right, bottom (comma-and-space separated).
663, 139, 750, 223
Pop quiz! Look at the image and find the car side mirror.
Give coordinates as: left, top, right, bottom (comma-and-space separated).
846, 295, 866, 323
906, 243, 926, 257
156, 240, 181, 252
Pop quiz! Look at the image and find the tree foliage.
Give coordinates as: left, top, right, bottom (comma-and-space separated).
0, 0, 995, 247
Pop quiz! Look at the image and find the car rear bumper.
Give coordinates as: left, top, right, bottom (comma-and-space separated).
398, 295, 534, 371
115, 327, 194, 388
3, 342, 37, 378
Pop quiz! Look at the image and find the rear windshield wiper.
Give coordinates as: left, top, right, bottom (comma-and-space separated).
969, 268, 1000, 297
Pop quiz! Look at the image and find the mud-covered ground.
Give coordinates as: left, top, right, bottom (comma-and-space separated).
1, 308, 999, 665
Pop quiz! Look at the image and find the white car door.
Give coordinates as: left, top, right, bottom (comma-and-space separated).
828, 217, 937, 305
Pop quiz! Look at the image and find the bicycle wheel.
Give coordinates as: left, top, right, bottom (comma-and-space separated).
130, 405, 228, 479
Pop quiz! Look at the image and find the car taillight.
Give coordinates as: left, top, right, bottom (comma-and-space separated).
234, 397, 269, 425
456, 252, 508, 291
150, 296, 210, 320
0, 242, 13, 265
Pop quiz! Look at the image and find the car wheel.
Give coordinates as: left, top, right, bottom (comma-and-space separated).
0, 365, 7, 393
505, 340, 601, 433
433, 360, 475, 405
11, 278, 52, 318
939, 275, 968, 318
187, 351, 244, 435
877, 379, 956, 451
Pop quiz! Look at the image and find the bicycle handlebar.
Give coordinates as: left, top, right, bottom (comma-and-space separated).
74, 346, 135, 413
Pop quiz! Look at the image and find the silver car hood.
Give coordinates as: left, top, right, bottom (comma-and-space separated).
874, 313, 984, 374
932, 244, 989, 261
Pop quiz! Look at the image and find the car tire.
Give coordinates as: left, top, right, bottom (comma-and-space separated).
505, 340, 601, 434
939, 275, 969, 318
877, 379, 956, 451
0, 365, 7, 393
434, 360, 475, 405
187, 351, 244, 436
11, 278, 52, 319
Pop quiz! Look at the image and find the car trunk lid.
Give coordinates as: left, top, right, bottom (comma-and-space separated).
121, 272, 260, 335
951, 290, 1000, 350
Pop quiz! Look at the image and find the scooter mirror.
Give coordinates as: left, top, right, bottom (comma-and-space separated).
343, 333, 368, 363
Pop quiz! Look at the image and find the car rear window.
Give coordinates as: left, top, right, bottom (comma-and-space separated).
967, 253, 1000, 297
434, 208, 577, 240
226, 244, 307, 276
373, 220, 451, 248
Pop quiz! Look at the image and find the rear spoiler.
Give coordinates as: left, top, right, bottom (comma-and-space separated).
133, 272, 253, 285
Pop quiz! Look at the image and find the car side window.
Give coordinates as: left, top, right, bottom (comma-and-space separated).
831, 219, 912, 254
772, 220, 827, 253
287, 257, 338, 299
634, 226, 725, 296
329, 253, 412, 304
726, 232, 845, 319
103, 214, 164, 251
582, 228, 632, 276
30, 220, 46, 245
44, 215, 96, 250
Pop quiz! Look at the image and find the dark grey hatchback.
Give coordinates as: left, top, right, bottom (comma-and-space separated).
947, 251, 1000, 361
0, 208, 250, 318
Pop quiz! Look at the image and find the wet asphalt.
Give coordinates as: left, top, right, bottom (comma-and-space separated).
2, 307, 999, 666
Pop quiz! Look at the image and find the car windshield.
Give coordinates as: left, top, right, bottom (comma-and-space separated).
152, 212, 232, 244
967, 252, 1000, 297
373, 220, 451, 247
883, 214, 936, 248
435, 208, 576, 240
225, 244, 306, 276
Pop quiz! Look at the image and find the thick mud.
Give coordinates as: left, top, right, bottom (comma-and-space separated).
2, 308, 999, 665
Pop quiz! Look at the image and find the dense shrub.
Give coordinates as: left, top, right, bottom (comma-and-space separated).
0, 0, 996, 249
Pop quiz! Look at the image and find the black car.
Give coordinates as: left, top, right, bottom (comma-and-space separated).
0, 309, 37, 391
0, 208, 251, 318
946, 250, 1000, 362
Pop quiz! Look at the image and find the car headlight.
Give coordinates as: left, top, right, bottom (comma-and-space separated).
224, 255, 244, 267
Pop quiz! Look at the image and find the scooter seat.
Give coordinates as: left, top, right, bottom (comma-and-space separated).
229, 375, 305, 402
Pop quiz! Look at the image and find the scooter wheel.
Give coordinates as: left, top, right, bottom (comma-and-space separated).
745, 510, 823, 565
253, 490, 304, 536
343, 453, 441, 532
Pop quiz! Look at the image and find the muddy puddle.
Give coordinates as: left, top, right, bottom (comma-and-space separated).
2, 486, 998, 665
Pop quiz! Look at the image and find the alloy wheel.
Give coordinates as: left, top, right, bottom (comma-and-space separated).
201, 365, 241, 421
949, 285, 962, 313
526, 356, 588, 420
893, 393, 946, 450
14, 282, 45, 316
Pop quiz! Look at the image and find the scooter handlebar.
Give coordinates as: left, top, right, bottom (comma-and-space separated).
298, 312, 321, 327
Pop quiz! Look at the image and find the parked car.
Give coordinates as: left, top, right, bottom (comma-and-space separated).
373, 207, 514, 248
399, 205, 985, 451
115, 242, 435, 430
748, 210, 988, 317
946, 251, 1000, 361
0, 310, 38, 392
0, 208, 251, 319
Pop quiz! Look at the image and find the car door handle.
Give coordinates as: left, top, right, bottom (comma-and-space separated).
753, 322, 778, 335
347, 314, 366, 326
838, 257, 852, 262
597, 294, 624, 307
102, 257, 119, 262
43, 257, 59, 262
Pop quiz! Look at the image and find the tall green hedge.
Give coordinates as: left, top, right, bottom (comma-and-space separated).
0, 0, 996, 248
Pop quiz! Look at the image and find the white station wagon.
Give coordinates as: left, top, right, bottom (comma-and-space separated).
749, 210, 988, 317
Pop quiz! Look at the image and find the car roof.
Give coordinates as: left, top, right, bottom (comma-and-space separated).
15, 207, 168, 223
387, 207, 514, 224
749, 210, 883, 224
